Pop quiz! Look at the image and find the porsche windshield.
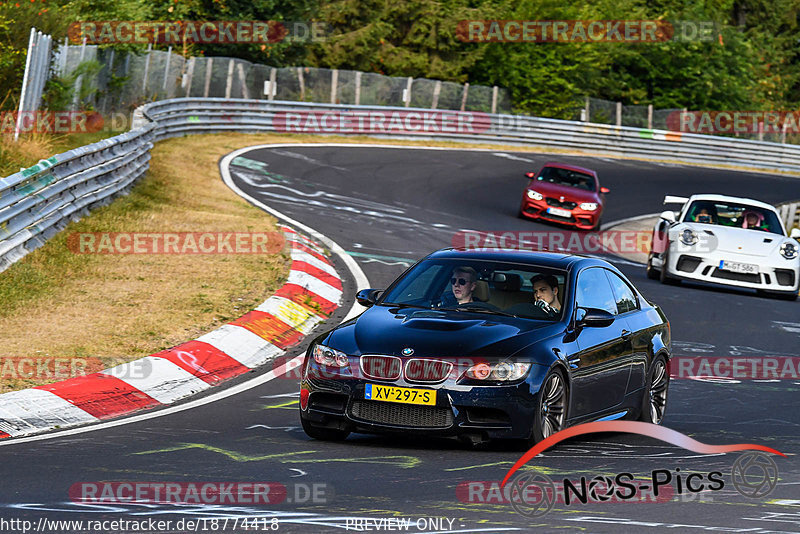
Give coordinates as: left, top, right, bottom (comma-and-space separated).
537, 167, 596, 191
683, 200, 784, 235
379, 259, 567, 321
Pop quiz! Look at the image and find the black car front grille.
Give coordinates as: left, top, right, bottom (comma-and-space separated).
350, 400, 453, 428
676, 255, 703, 273
711, 268, 761, 284
545, 197, 578, 209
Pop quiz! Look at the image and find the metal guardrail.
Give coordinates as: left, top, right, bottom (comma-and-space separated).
2, 98, 799, 273
0, 125, 154, 272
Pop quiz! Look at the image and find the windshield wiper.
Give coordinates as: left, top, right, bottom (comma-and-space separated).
442, 306, 519, 318
381, 302, 432, 310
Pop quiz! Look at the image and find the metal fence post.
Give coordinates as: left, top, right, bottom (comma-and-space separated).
460, 82, 469, 112
225, 59, 234, 98
432, 81, 441, 109
237, 63, 249, 99
71, 37, 87, 111
269, 68, 276, 101
330, 69, 338, 104
59, 36, 68, 76
142, 43, 152, 94
203, 58, 213, 97
647, 104, 653, 129
13, 29, 36, 141
491, 86, 498, 114
584, 97, 590, 122
615, 101, 622, 127
162, 46, 172, 93
184, 57, 195, 97
781, 121, 787, 144
298, 67, 305, 101
354, 71, 361, 105
404, 77, 412, 107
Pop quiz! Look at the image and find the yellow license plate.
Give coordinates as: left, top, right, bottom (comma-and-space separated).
365, 384, 436, 406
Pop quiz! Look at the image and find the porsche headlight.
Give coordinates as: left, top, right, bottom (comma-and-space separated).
312, 344, 349, 368
780, 241, 798, 259
679, 229, 698, 246
579, 202, 598, 211
464, 361, 531, 382
526, 190, 544, 201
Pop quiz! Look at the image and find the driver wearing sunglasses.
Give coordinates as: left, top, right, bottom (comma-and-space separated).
450, 266, 478, 305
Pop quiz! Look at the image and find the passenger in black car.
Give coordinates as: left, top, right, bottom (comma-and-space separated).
507, 274, 562, 317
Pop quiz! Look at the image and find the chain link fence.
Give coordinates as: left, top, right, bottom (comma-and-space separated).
53, 42, 513, 115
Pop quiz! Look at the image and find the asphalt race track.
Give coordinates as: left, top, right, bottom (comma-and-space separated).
2, 145, 799, 533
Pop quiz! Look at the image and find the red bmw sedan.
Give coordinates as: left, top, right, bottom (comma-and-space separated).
519, 162, 609, 230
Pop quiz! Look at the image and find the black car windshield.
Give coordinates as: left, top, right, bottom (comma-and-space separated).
380, 258, 567, 321
683, 200, 784, 235
537, 166, 596, 191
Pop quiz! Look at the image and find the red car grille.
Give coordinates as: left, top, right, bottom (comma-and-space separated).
404, 359, 454, 383
360, 355, 402, 380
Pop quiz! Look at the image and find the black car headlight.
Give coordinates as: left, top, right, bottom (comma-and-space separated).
312, 344, 349, 368
462, 361, 531, 382
780, 241, 798, 260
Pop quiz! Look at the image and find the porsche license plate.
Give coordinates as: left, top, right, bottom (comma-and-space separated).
547, 207, 572, 218
365, 384, 436, 406
719, 260, 759, 274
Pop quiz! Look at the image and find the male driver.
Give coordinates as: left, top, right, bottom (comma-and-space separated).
450, 266, 478, 304
531, 274, 561, 315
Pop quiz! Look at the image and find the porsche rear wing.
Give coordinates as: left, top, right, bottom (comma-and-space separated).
663, 195, 689, 205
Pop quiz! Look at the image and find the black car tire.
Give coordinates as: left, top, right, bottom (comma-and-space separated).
301, 416, 350, 441
531, 368, 568, 444
639, 355, 669, 425
645, 253, 659, 280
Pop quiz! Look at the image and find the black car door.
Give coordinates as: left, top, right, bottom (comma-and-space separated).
569, 267, 634, 419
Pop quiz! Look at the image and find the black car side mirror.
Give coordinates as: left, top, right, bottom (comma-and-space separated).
576, 307, 615, 328
356, 288, 382, 307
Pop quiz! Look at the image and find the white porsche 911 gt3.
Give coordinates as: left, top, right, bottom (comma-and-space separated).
646, 194, 800, 300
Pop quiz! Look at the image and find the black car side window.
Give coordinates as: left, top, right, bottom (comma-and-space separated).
575, 267, 617, 315
604, 270, 639, 314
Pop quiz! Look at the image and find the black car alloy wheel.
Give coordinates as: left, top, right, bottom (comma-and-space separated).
535, 369, 567, 442
640, 356, 669, 425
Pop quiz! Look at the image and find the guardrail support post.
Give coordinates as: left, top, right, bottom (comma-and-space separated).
432, 81, 441, 109
225, 59, 234, 98
237, 63, 249, 99
203, 58, 213, 97
615, 101, 621, 127
354, 71, 361, 105
584, 97, 589, 122
331, 69, 338, 104
491, 86, 498, 114
647, 104, 653, 129
460, 82, 469, 112
781, 120, 787, 144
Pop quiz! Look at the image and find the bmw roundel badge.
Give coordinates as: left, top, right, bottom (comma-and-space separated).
402, 347, 414, 356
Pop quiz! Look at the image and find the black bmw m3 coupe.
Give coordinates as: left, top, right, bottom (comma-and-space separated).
299, 249, 671, 447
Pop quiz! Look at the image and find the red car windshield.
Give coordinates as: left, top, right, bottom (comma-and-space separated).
537, 167, 596, 191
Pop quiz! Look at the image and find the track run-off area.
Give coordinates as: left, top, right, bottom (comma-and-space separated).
2, 144, 799, 533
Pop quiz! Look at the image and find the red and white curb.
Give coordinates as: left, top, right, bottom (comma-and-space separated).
0, 226, 341, 440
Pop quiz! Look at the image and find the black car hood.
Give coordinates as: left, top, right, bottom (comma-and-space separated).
325, 305, 560, 360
